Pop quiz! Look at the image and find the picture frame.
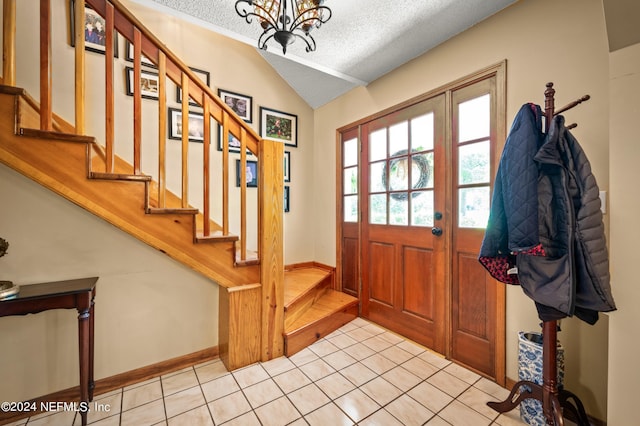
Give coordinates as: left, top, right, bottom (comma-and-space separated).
70, 1, 119, 56
217, 126, 253, 156
260, 107, 298, 147
125, 40, 156, 68
125, 67, 159, 100
236, 160, 258, 188
284, 186, 290, 212
284, 151, 291, 183
218, 89, 252, 123
168, 108, 205, 142
177, 68, 211, 107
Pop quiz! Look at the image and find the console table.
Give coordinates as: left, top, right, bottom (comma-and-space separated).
0, 277, 98, 426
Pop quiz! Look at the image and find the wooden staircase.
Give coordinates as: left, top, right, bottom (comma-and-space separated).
283, 265, 359, 356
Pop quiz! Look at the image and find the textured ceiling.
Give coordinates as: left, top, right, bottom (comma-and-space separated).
131, 0, 518, 108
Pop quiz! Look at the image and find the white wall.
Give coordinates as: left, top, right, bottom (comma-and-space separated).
607, 41, 640, 425
313, 0, 612, 420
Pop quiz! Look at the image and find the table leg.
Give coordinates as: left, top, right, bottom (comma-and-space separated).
78, 307, 90, 426
89, 299, 95, 401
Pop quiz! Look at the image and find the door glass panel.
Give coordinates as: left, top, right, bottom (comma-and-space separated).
344, 167, 358, 195
411, 153, 433, 190
459, 141, 490, 185
390, 194, 409, 225
344, 138, 358, 167
370, 161, 386, 192
459, 94, 490, 142
344, 195, 358, 222
370, 128, 387, 162
370, 194, 387, 224
411, 190, 434, 227
389, 121, 408, 155
388, 156, 410, 191
411, 113, 434, 151
459, 187, 490, 228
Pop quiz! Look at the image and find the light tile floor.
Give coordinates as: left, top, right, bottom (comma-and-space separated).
9, 318, 528, 426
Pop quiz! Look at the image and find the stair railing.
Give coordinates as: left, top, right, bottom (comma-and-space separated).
2, 0, 286, 361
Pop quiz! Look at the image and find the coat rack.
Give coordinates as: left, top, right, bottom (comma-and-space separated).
487, 83, 591, 426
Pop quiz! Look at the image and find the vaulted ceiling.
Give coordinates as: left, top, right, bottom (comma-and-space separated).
131, 0, 519, 108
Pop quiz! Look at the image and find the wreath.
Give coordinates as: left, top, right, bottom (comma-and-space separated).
382, 150, 430, 201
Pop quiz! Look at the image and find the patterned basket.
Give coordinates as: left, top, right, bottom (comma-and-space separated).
518, 331, 565, 425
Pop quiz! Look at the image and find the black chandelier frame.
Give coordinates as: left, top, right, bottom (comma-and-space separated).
235, 0, 332, 54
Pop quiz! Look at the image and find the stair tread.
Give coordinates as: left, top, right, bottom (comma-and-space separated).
284, 267, 332, 306
285, 290, 358, 333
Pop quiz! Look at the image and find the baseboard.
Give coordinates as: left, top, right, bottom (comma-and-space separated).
285, 261, 335, 273
502, 377, 606, 426
0, 346, 218, 425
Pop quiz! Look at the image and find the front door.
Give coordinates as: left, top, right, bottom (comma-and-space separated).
338, 68, 505, 379
360, 95, 447, 353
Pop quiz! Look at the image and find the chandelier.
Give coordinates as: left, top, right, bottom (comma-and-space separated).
235, 0, 332, 54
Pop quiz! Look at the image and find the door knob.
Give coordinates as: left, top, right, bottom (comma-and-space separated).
431, 227, 443, 236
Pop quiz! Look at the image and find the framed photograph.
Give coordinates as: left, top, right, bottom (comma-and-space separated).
70, 1, 119, 56
177, 68, 211, 107
217, 126, 253, 156
284, 151, 291, 182
125, 67, 159, 100
168, 108, 205, 142
218, 89, 252, 123
125, 41, 156, 68
284, 186, 290, 212
236, 160, 258, 188
260, 107, 298, 147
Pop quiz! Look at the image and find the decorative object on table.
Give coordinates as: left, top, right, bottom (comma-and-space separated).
260, 107, 297, 147
235, 0, 332, 54
0, 237, 18, 300
219, 89, 252, 123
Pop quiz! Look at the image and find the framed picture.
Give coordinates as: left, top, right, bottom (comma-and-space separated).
218, 89, 252, 123
284, 151, 291, 182
217, 126, 253, 155
177, 68, 211, 107
125, 67, 159, 100
260, 107, 298, 147
168, 108, 205, 142
236, 160, 258, 188
284, 186, 290, 212
125, 41, 156, 68
70, 1, 119, 56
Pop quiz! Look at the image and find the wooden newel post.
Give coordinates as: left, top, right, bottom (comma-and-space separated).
2, 0, 16, 86
39, 0, 52, 131
258, 138, 285, 362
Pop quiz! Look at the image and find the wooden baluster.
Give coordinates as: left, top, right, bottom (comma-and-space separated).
222, 111, 230, 236
73, 0, 85, 135
39, 0, 52, 131
240, 127, 247, 261
203, 99, 211, 237
105, 3, 115, 171
158, 51, 167, 209
132, 28, 142, 175
181, 72, 189, 207
3, 0, 17, 86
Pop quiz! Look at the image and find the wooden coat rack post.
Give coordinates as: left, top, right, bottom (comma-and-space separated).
487, 83, 591, 426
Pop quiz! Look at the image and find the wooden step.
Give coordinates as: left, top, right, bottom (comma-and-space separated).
283, 266, 359, 357
90, 171, 152, 182
284, 290, 359, 356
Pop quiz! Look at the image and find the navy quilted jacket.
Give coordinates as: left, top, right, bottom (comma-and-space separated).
479, 104, 616, 324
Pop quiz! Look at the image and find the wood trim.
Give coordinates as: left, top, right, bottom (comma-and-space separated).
0, 347, 219, 426
3, 0, 16, 87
